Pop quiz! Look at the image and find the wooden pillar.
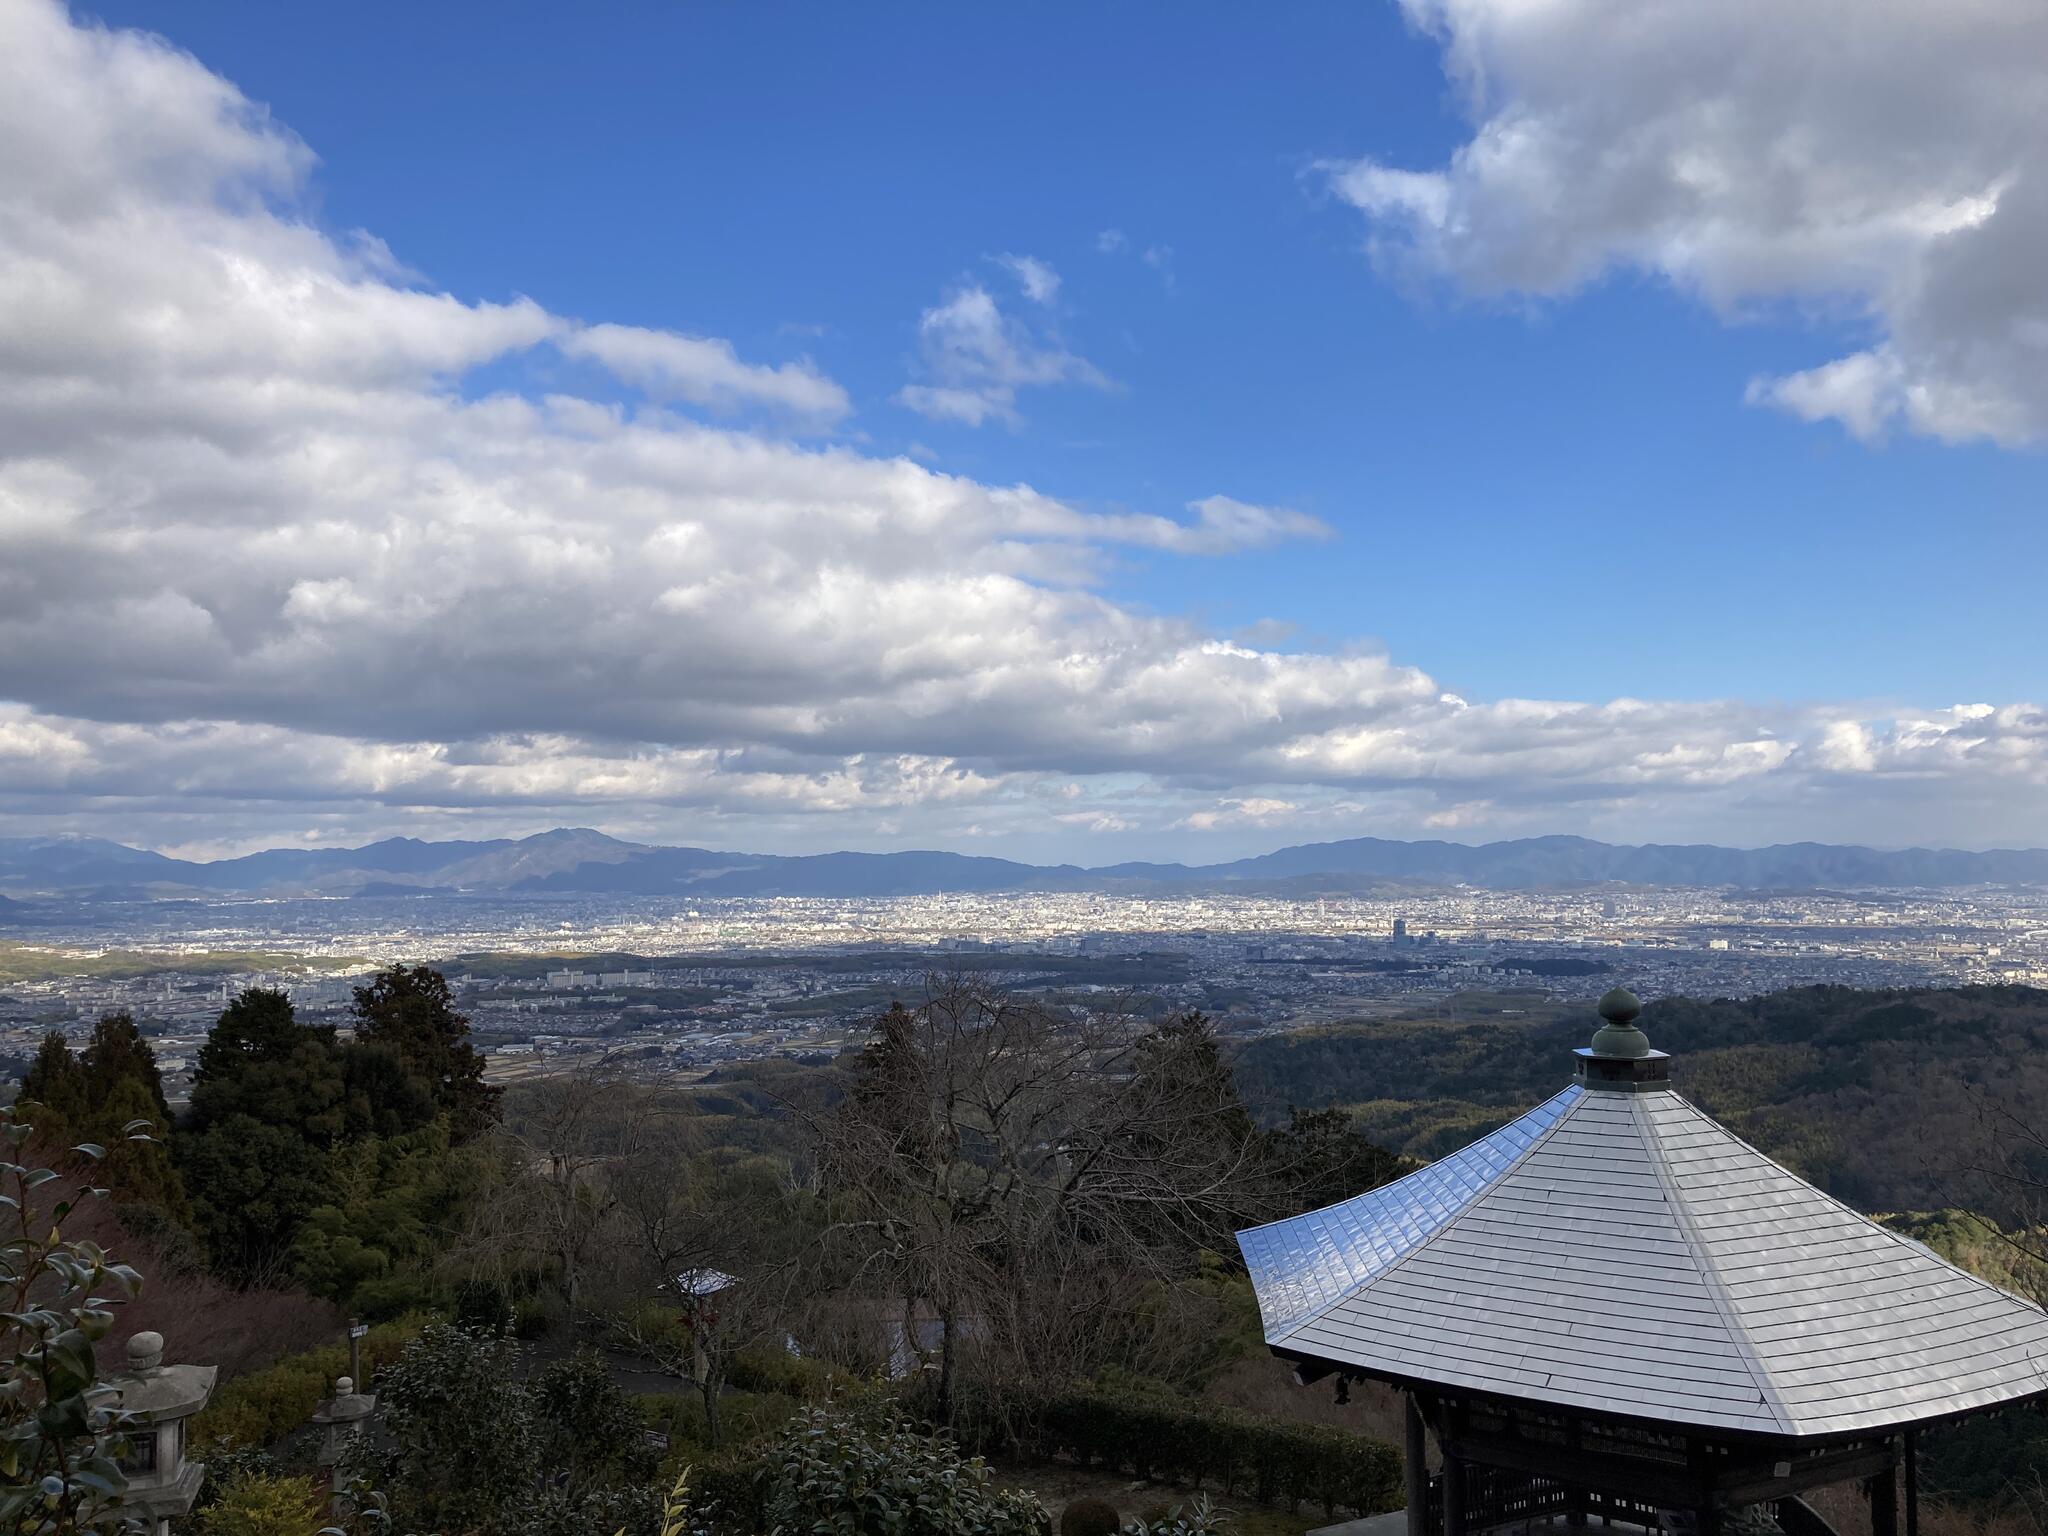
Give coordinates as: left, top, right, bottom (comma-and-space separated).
1904, 1430, 1920, 1536
1870, 1460, 1900, 1536
1405, 1394, 1430, 1536
1564, 1417, 1587, 1527
1441, 1428, 1467, 1536
1692, 1435, 1720, 1536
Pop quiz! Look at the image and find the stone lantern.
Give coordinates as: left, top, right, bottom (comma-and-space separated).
311, 1374, 378, 1511
108, 1332, 217, 1536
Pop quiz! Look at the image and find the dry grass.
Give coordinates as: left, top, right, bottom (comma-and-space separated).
54, 1176, 343, 1380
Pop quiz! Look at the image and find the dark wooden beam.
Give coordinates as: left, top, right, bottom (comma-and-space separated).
1406, 1394, 1429, 1536
1442, 1448, 1466, 1536
1904, 1429, 1920, 1536
1720, 1444, 1900, 1506
1871, 1461, 1899, 1536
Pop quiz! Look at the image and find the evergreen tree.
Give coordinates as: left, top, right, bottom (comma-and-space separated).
92, 1073, 194, 1224
179, 1115, 333, 1285
350, 966, 499, 1138
80, 1012, 170, 1125
181, 988, 346, 1282
16, 1032, 87, 1140
16, 1018, 190, 1223
196, 985, 333, 1079
1261, 1106, 1410, 1214
189, 988, 347, 1141
341, 1038, 439, 1140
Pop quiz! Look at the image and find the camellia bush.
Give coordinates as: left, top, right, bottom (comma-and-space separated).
0, 1106, 147, 1535
666, 1397, 1051, 1536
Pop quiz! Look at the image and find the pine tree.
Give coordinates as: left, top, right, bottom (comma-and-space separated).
349, 966, 499, 1139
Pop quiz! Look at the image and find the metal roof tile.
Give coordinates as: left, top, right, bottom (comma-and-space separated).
1240, 1074, 2048, 1437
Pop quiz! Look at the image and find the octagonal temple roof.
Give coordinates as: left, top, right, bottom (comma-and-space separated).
1237, 989, 2048, 1440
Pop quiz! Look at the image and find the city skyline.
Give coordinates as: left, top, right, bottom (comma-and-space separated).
3, 0, 2046, 861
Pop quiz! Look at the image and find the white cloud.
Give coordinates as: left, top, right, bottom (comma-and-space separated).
995, 253, 1060, 306
2, 0, 2046, 857
895, 282, 1110, 426
1095, 229, 1128, 255
1078, 496, 1331, 556
1180, 798, 1301, 832
1323, 0, 2048, 445
561, 323, 848, 421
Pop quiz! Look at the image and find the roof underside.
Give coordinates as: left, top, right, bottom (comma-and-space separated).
1238, 1083, 2048, 1438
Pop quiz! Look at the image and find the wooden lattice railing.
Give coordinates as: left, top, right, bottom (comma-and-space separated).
1417, 1466, 1840, 1536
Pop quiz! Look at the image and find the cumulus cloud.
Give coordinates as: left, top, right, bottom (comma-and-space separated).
1322, 0, 2048, 445
2, 0, 2046, 856
896, 282, 1110, 426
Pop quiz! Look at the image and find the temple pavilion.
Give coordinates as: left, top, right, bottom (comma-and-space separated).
1238, 988, 2048, 1536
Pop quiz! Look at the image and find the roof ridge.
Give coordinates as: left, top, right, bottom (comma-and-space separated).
1271, 1084, 1587, 1346
1636, 1094, 1802, 1434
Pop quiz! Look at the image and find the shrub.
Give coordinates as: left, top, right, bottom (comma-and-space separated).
453, 1276, 512, 1336
351, 1324, 535, 1534
190, 1446, 281, 1514
952, 1383, 1400, 1520
669, 1451, 769, 1534
1062, 1495, 1122, 1535
512, 1294, 552, 1338
534, 1350, 657, 1494
503, 1481, 662, 1536
1124, 1495, 1230, 1535
724, 1342, 837, 1400
645, 1389, 800, 1453
0, 1106, 146, 1534
193, 1469, 327, 1536
189, 1313, 427, 1453
725, 1397, 1049, 1536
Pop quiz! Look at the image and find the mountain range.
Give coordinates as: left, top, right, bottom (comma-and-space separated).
3, 829, 2048, 901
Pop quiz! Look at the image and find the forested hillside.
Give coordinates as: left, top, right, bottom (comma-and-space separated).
1234, 984, 2048, 1222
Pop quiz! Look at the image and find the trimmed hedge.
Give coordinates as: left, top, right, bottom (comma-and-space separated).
190, 1315, 430, 1453
952, 1384, 1401, 1519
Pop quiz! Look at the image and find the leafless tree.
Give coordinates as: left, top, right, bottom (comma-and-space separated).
605, 1121, 807, 1448
814, 977, 1279, 1420
452, 1051, 654, 1323
1949, 1079, 2048, 1299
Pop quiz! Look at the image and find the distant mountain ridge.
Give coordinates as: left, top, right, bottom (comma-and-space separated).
3, 829, 2047, 901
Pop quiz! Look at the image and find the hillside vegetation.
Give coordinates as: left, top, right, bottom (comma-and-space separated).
1234, 984, 2048, 1222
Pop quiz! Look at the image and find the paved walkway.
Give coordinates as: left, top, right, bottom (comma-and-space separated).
1310, 1511, 1409, 1536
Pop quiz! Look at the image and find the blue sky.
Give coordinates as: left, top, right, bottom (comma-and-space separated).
83, 0, 2044, 704
3, 0, 2045, 857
